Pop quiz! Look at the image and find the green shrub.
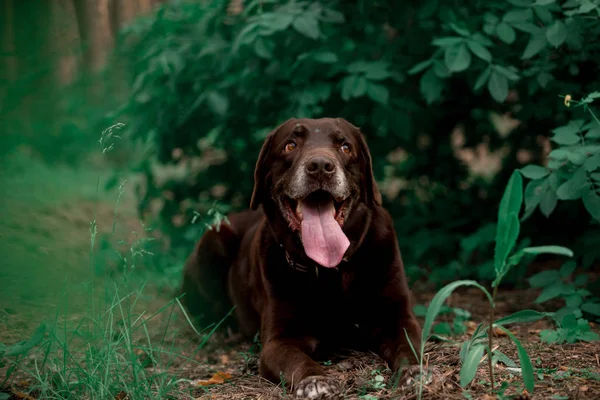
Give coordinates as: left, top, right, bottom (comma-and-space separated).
114, 0, 600, 282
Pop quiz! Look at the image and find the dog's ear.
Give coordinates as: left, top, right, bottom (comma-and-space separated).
250, 119, 295, 210
339, 119, 382, 206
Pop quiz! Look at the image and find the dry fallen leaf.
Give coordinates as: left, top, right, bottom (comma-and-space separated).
581, 386, 589, 392
191, 371, 233, 387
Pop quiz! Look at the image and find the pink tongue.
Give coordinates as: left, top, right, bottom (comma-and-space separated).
300, 199, 350, 268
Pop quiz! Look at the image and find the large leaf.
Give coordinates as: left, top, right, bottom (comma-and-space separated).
551, 120, 584, 145
496, 22, 516, 43
488, 70, 509, 102
444, 43, 472, 72
459, 343, 485, 387
546, 20, 567, 47
366, 82, 389, 105
520, 165, 549, 179
582, 185, 600, 222
556, 166, 588, 200
496, 326, 535, 393
420, 69, 444, 104
494, 171, 523, 276
522, 246, 574, 257
494, 310, 550, 326
292, 13, 320, 40
466, 40, 492, 62
422, 280, 493, 342
528, 270, 560, 287
522, 31, 547, 59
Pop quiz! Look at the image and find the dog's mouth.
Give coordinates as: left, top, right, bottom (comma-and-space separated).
282, 191, 350, 230
280, 190, 351, 268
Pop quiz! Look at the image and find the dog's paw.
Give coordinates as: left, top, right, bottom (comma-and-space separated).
397, 365, 436, 392
294, 375, 343, 399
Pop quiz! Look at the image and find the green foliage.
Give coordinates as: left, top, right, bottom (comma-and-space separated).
521, 92, 600, 225
115, 0, 600, 282
413, 304, 471, 336
528, 259, 600, 344
411, 171, 573, 398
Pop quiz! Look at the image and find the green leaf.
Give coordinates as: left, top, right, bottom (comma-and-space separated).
253, 38, 274, 59
534, 5, 554, 25
488, 70, 509, 102
529, 270, 560, 288
4, 322, 46, 357
504, 9, 534, 23
535, 281, 574, 303
311, 51, 338, 64
586, 155, 600, 172
366, 82, 389, 105
292, 13, 320, 40
467, 40, 492, 62
497, 22, 516, 44
495, 326, 535, 393
432, 36, 464, 47
546, 20, 567, 47
559, 260, 577, 278
583, 185, 600, 222
494, 65, 520, 81
522, 32, 547, 59
408, 59, 433, 75
422, 280, 493, 342
433, 61, 451, 78
0, 393, 9, 400
523, 178, 544, 219
556, 167, 588, 200
535, 0, 556, 5
539, 183, 557, 217
520, 165, 549, 179
352, 76, 368, 97
582, 302, 600, 316
586, 125, 600, 139
474, 67, 491, 91
494, 310, 550, 326
551, 120, 583, 145
444, 43, 472, 72
420, 69, 444, 104
494, 171, 523, 278
499, 170, 523, 224
523, 246, 574, 258
206, 91, 229, 116
561, 313, 578, 330
459, 344, 485, 387
493, 350, 518, 368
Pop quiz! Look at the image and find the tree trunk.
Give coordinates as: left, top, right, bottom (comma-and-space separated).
73, 0, 114, 74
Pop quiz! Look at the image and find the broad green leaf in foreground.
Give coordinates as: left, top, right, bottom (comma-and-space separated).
460, 343, 486, 387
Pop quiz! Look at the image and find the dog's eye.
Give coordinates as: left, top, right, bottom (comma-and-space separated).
284, 141, 297, 153
341, 143, 351, 154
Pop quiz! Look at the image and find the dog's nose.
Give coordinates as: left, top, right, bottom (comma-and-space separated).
305, 156, 336, 177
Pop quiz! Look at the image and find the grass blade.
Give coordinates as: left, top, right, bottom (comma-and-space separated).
495, 325, 535, 393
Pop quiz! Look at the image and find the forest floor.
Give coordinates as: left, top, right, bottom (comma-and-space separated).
1, 156, 599, 400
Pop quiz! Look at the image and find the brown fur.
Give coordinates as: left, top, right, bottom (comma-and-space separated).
181, 117, 421, 395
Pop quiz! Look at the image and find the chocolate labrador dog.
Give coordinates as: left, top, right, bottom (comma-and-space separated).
181, 117, 421, 399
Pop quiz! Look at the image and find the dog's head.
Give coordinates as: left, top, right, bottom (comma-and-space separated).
249, 117, 382, 268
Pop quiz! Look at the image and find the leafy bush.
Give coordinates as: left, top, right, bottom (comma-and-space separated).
114, 0, 600, 282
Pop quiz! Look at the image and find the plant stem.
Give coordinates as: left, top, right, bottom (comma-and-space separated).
488, 284, 499, 393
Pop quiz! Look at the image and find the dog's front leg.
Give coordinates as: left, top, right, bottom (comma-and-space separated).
259, 319, 342, 399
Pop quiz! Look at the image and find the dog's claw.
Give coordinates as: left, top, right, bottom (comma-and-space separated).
294, 375, 343, 399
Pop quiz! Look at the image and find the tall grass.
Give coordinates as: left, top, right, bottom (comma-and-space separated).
0, 125, 232, 399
